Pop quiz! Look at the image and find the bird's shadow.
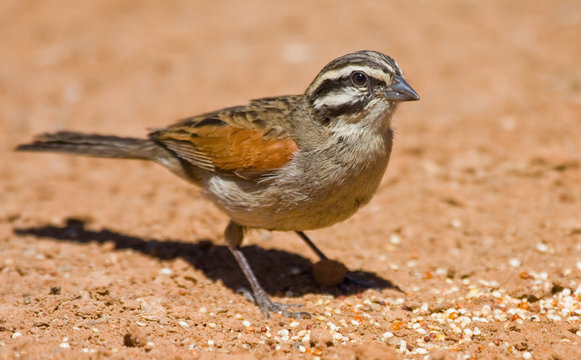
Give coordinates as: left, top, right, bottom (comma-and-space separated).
14, 218, 401, 298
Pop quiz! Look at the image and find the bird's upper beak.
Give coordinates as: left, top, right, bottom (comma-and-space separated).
385, 75, 420, 101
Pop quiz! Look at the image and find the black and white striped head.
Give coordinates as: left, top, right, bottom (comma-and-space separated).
306, 50, 419, 121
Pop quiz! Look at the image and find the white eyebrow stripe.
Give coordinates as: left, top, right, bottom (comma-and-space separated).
309, 65, 394, 95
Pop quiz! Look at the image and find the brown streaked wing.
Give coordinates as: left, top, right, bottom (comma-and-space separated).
149, 98, 300, 178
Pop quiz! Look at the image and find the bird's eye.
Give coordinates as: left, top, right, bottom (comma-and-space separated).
351, 71, 368, 86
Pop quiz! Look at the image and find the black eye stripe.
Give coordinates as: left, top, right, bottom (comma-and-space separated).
310, 76, 350, 102
309, 74, 387, 104
323, 99, 369, 117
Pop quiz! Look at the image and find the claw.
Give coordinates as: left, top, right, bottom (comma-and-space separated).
260, 300, 311, 319
340, 273, 405, 294
344, 273, 375, 288
338, 272, 377, 292
253, 290, 311, 318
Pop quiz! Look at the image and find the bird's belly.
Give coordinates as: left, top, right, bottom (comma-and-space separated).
204, 157, 389, 231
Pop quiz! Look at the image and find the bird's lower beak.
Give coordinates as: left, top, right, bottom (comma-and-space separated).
385, 75, 420, 101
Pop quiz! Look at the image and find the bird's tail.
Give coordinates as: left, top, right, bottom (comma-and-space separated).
15, 131, 161, 160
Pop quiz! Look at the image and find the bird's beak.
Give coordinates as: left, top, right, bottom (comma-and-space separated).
385, 75, 420, 101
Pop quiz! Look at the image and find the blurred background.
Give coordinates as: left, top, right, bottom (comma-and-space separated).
1, 0, 581, 357
2, 0, 579, 138
2, 0, 581, 290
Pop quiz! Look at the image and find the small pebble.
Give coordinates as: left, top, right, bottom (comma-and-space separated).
178, 321, 189, 329
536, 243, 548, 253
310, 328, 334, 347
509, 258, 521, 268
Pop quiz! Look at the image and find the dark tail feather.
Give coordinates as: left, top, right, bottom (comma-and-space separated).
16, 131, 161, 160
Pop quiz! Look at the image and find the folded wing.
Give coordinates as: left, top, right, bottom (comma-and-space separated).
150, 98, 299, 180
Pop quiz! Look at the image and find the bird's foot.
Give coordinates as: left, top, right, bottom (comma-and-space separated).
345, 273, 376, 288
338, 272, 377, 292
253, 289, 310, 319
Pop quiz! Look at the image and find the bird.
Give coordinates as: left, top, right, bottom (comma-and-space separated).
16, 50, 419, 318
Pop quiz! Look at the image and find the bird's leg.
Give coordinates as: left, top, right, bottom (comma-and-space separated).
295, 231, 374, 289
226, 222, 310, 318
295, 230, 328, 260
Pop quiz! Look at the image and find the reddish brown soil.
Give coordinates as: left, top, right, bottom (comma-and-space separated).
2, 1, 581, 359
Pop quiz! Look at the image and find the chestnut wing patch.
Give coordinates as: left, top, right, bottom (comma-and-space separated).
151, 116, 297, 178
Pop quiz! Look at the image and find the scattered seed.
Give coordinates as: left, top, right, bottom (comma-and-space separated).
399, 339, 407, 353
519, 302, 530, 310
382, 331, 394, 339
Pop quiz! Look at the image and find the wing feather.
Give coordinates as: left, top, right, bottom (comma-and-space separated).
149, 97, 300, 179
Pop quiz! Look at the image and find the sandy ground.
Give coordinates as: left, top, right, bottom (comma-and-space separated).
1, 0, 581, 359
